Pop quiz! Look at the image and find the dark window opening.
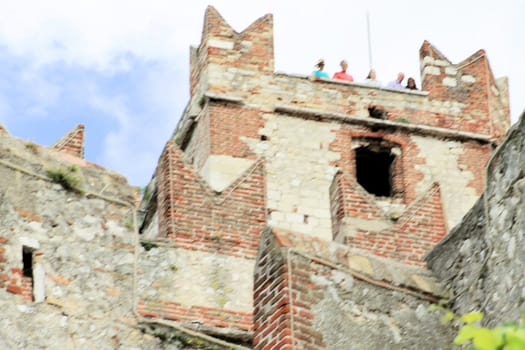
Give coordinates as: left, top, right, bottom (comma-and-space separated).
22, 246, 33, 279
368, 105, 387, 120
355, 146, 395, 197
260, 135, 268, 141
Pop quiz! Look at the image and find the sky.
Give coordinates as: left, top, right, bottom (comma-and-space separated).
0, 1, 523, 186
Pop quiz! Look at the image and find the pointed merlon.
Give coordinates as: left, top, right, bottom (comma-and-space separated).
202, 5, 234, 42
52, 124, 85, 159
419, 40, 451, 64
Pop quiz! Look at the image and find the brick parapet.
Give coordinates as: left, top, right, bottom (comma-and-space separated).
341, 182, 447, 267
189, 11, 509, 140
419, 41, 509, 139
156, 140, 266, 259
191, 6, 274, 100
253, 227, 293, 350
330, 172, 386, 226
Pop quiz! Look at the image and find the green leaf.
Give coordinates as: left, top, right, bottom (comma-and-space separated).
427, 304, 440, 312
443, 310, 455, 324
455, 325, 478, 345
506, 329, 525, 350
463, 312, 484, 324
472, 328, 503, 350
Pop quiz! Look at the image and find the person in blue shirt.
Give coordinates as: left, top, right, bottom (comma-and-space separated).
311, 59, 329, 80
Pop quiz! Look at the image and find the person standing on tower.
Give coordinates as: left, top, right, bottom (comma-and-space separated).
333, 60, 354, 82
387, 72, 405, 89
311, 59, 329, 80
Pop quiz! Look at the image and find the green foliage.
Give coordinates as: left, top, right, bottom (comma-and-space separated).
199, 95, 207, 108
395, 117, 410, 124
46, 166, 82, 192
142, 185, 152, 203
454, 310, 525, 350
443, 310, 456, 324
25, 142, 39, 155
124, 219, 134, 232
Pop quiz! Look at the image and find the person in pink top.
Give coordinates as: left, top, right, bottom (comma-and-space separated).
332, 60, 354, 82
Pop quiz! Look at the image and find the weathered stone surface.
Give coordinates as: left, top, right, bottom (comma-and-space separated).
0, 131, 191, 349
427, 112, 525, 326
312, 277, 455, 350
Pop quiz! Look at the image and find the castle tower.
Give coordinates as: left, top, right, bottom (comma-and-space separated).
138, 6, 510, 346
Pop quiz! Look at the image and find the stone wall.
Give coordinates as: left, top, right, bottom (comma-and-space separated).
231, 102, 485, 240
137, 245, 254, 332
427, 112, 525, 326
254, 228, 455, 349
0, 131, 168, 349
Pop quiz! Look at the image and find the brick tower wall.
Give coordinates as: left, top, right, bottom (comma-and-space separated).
137, 140, 266, 333
177, 7, 502, 240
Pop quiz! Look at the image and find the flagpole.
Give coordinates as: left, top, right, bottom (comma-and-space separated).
366, 10, 373, 70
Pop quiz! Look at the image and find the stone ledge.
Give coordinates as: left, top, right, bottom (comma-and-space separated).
274, 104, 493, 144
271, 228, 449, 300
204, 92, 244, 105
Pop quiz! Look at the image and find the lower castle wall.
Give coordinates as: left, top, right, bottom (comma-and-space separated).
0, 157, 163, 349
137, 247, 254, 317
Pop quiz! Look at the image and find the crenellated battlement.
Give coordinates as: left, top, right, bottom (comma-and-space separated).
420, 40, 510, 139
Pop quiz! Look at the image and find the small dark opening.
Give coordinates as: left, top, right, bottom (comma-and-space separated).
22, 246, 33, 279
368, 105, 387, 120
355, 147, 395, 197
260, 135, 268, 141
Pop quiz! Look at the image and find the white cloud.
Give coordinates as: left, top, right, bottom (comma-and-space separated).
85, 61, 184, 185
0, 0, 206, 71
